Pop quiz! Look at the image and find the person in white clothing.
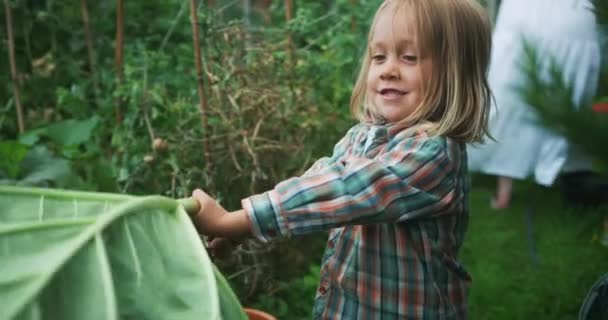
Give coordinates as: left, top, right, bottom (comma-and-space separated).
468, 0, 601, 208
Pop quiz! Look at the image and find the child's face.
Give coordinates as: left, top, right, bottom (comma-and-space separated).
366, 7, 431, 123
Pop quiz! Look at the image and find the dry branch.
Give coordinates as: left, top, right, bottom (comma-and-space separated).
189, 0, 213, 172
3, 0, 25, 133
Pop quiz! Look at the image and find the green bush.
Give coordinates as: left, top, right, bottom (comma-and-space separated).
0, 0, 382, 307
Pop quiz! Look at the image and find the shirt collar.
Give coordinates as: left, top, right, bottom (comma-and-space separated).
360, 119, 430, 142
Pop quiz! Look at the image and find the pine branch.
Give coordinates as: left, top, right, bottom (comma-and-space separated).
519, 40, 608, 167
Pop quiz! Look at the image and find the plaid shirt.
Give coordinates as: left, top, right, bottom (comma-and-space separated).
243, 122, 471, 319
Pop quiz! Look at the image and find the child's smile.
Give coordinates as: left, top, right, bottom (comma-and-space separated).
366, 2, 431, 123
378, 88, 407, 101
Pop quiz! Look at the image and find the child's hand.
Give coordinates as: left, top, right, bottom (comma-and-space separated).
191, 189, 229, 237
190, 189, 252, 239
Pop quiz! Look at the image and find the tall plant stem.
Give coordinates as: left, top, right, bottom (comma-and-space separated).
284, 0, 294, 67
3, 0, 25, 133
141, 54, 155, 145
80, 0, 100, 105
115, 0, 125, 124
284, 0, 296, 104
189, 0, 213, 172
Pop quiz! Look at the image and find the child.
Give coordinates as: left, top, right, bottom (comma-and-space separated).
191, 0, 492, 318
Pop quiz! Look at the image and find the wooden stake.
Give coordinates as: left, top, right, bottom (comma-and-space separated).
80, 0, 100, 104
115, 0, 124, 123
3, 0, 25, 133
285, 0, 294, 66
189, 0, 213, 171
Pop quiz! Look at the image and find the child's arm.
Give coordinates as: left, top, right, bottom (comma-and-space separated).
189, 127, 356, 240
190, 189, 251, 239
243, 136, 462, 242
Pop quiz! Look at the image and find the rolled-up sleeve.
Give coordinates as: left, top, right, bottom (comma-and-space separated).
243, 134, 457, 242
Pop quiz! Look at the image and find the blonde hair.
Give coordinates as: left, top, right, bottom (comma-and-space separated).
350, 0, 493, 143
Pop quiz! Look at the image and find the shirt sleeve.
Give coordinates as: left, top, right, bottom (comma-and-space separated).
242, 135, 457, 242
302, 126, 356, 176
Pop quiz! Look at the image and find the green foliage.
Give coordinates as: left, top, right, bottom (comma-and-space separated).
463, 179, 608, 320
519, 32, 608, 168
8, 1, 589, 317
0, 0, 382, 197
8, 145, 72, 186
252, 264, 321, 319
0, 142, 75, 188
0, 185, 246, 319
0, 116, 114, 190
520, 0, 608, 169
1, 0, 383, 309
0, 141, 28, 178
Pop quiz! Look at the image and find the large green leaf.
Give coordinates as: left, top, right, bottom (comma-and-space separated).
16, 117, 99, 147
44, 117, 99, 146
18, 146, 72, 187
0, 186, 246, 320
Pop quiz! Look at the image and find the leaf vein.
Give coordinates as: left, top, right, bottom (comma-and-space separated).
124, 221, 142, 286
38, 195, 45, 221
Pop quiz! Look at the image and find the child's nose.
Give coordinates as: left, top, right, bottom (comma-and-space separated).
380, 60, 400, 80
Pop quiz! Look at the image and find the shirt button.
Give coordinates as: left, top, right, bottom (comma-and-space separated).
327, 240, 334, 249
318, 286, 327, 295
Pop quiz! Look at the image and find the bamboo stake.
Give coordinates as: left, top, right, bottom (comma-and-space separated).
284, 0, 294, 66
3, 0, 25, 133
284, 0, 296, 103
189, 0, 213, 171
80, 0, 100, 105
282, 0, 297, 104
115, 0, 125, 123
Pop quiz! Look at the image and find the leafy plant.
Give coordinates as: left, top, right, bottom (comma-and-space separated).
519, 40, 608, 168
0, 185, 246, 320
2, 0, 367, 304
0, 116, 115, 190
518, 0, 608, 169
251, 264, 321, 319
0, 144, 72, 187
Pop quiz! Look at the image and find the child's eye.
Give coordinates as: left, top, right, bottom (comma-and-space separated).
402, 55, 418, 62
372, 54, 386, 61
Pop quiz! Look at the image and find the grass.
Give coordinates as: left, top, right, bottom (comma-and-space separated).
463, 176, 608, 319
252, 175, 608, 319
